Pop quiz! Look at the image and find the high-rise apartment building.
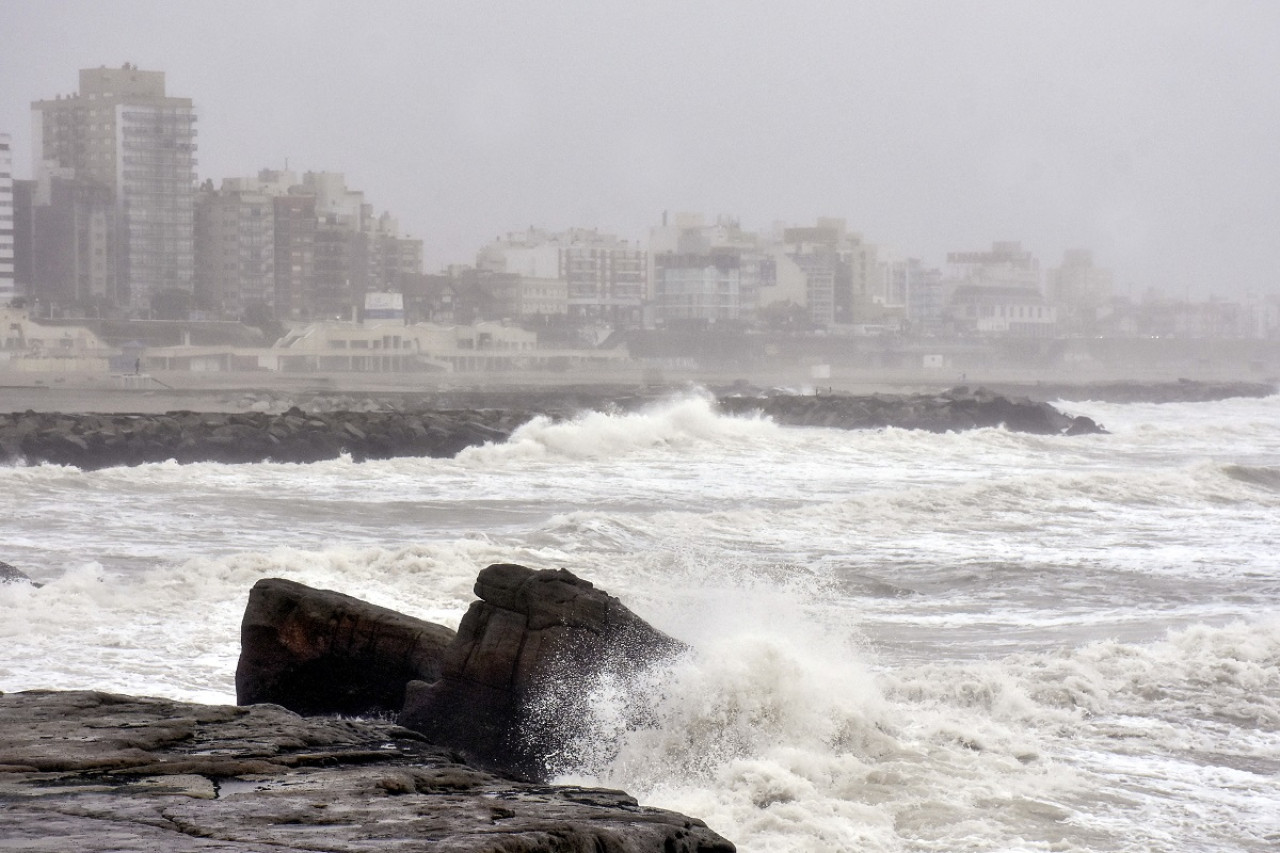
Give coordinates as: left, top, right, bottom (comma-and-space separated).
31, 170, 118, 309
31, 65, 197, 313
1048, 249, 1113, 331
649, 213, 767, 326
777, 219, 882, 328
194, 182, 275, 318
479, 228, 646, 327
0, 134, 15, 304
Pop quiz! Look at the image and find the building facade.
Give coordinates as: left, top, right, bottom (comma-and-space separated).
0, 134, 14, 304
777, 219, 883, 328
1048, 249, 1113, 332
943, 241, 1056, 336
194, 182, 275, 318
479, 228, 646, 328
272, 192, 316, 320
30, 65, 197, 313
30, 172, 118, 311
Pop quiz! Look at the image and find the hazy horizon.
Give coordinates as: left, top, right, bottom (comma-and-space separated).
3, 0, 1278, 300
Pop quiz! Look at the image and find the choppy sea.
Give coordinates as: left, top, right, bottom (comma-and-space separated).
2, 391, 1278, 852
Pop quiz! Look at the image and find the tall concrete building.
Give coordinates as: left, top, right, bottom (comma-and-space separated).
0, 134, 15, 304
944, 242, 1056, 336
31, 65, 197, 313
1048, 249, 1113, 331
194, 181, 275, 318
776, 219, 883, 328
649, 213, 765, 325
30, 169, 118, 310
0, 134, 15, 305
479, 228, 646, 327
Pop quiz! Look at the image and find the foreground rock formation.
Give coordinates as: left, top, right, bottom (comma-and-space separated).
0, 689, 734, 852
400, 564, 686, 782
235, 577, 456, 718
0, 387, 1103, 469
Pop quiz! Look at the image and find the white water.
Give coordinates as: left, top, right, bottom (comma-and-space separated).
3, 392, 1279, 851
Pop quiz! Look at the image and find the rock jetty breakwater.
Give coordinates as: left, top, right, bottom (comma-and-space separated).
0, 565, 736, 852
0, 387, 1103, 470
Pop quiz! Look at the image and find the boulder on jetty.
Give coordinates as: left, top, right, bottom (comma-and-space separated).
0, 406, 533, 470
235, 577, 455, 718
400, 563, 686, 781
981, 378, 1276, 404
0, 387, 1104, 470
0, 689, 735, 853
718, 386, 1104, 435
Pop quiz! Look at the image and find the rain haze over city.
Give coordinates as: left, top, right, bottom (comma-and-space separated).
5, 5, 1280, 853
3, 0, 1278, 301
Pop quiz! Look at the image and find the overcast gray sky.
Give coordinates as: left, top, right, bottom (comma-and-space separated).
3, 0, 1278, 298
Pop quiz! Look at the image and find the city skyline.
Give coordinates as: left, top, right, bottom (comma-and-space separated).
2, 1, 1278, 299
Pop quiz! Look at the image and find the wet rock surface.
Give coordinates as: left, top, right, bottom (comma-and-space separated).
718, 386, 1104, 434
0, 406, 535, 470
0, 560, 39, 586
979, 378, 1276, 404
0, 387, 1103, 469
235, 578, 456, 718
401, 564, 687, 782
0, 689, 735, 853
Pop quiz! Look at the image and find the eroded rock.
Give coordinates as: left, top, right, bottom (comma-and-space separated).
400, 563, 686, 781
235, 577, 456, 718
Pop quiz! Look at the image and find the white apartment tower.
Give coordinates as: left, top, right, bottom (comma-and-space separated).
31, 65, 197, 313
0, 134, 14, 304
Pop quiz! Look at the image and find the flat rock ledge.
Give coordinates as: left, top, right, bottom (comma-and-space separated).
0, 689, 735, 853
0, 388, 1101, 469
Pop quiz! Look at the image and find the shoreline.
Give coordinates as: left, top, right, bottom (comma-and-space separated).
1, 365, 1275, 414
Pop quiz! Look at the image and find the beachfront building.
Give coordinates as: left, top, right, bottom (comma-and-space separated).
942, 241, 1057, 337
194, 181, 275, 318
31, 65, 197, 314
192, 169, 423, 322
882, 256, 943, 335
773, 219, 887, 330
647, 213, 768, 326
1048, 249, 1113, 333
0, 305, 115, 373
27, 168, 118, 314
0, 134, 15, 305
478, 228, 646, 328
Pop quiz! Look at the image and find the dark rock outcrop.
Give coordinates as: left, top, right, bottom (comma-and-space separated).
0, 407, 535, 470
717, 386, 1105, 434
981, 379, 1276, 404
0, 689, 735, 853
0, 560, 39, 586
235, 577, 456, 718
400, 563, 686, 782
0, 387, 1106, 470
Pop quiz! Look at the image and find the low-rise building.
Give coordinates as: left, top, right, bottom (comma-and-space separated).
943, 241, 1056, 337
0, 306, 115, 372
